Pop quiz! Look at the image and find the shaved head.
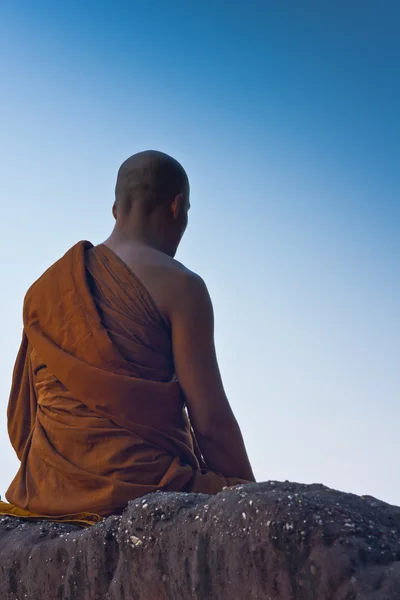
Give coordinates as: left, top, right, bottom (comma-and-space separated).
115, 150, 189, 216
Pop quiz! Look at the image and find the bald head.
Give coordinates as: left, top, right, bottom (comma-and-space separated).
115, 150, 189, 217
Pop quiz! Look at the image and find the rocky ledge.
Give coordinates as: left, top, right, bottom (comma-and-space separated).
1, 481, 400, 599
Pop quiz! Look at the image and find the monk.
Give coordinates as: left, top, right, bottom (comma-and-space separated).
0, 150, 254, 526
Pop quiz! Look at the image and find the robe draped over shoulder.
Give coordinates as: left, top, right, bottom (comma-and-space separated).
0, 242, 244, 525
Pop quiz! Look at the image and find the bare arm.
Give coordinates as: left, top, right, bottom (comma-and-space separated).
170, 272, 255, 481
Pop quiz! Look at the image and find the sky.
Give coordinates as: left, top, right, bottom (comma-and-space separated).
0, 1, 399, 505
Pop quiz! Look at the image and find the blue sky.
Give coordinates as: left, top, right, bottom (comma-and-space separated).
0, 1, 399, 504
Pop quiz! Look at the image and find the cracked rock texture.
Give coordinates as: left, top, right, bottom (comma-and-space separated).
1, 481, 400, 599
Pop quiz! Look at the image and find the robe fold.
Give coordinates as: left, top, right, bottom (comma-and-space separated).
1, 242, 243, 526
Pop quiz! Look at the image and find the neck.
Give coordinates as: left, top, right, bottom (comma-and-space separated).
104, 221, 176, 257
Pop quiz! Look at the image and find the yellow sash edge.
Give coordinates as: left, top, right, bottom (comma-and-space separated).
0, 500, 102, 528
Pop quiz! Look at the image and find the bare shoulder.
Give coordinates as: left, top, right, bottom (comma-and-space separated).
101, 240, 209, 321
156, 254, 209, 307
146, 252, 212, 325
138, 244, 202, 283
163, 254, 207, 290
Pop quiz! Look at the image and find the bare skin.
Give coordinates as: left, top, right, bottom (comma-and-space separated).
103, 151, 255, 482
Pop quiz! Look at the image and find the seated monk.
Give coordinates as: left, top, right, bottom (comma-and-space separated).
0, 150, 255, 526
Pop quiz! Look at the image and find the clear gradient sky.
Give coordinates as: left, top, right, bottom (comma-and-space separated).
0, 1, 399, 504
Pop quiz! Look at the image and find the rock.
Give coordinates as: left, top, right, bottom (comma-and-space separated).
1, 481, 400, 599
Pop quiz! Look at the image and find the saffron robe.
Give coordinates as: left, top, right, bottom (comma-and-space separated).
0, 242, 243, 526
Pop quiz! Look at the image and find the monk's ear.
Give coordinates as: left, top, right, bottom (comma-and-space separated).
112, 202, 117, 220
171, 193, 184, 220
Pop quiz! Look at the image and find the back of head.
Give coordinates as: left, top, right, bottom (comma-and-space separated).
115, 150, 189, 217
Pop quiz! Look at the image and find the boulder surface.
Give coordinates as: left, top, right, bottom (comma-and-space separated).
1, 481, 400, 599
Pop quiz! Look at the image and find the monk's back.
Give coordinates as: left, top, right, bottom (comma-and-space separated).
4, 242, 203, 519
87, 243, 175, 381
102, 239, 191, 325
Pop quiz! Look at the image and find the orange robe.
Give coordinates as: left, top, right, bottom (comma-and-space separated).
0, 242, 244, 526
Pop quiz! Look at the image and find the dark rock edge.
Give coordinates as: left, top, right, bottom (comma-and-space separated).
1, 481, 400, 600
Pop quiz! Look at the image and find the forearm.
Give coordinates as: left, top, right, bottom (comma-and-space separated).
196, 418, 255, 482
